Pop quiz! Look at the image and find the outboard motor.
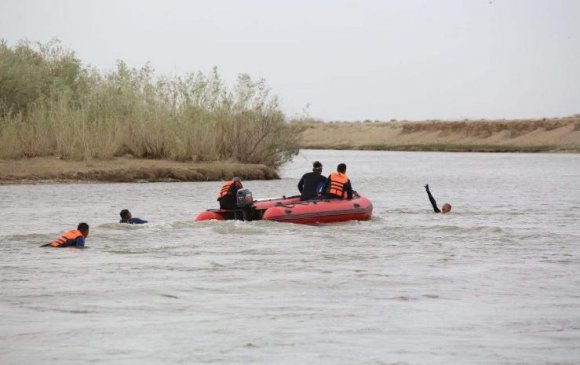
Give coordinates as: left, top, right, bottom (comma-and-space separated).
236, 189, 254, 208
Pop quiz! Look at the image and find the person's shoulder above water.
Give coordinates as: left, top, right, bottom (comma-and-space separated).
119, 209, 148, 224
41, 222, 89, 248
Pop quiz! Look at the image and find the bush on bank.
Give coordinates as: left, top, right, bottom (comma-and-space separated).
0, 40, 298, 168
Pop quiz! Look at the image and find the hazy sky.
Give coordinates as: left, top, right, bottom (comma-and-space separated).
1, 0, 578, 121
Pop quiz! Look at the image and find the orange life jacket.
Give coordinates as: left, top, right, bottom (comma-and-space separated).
327, 172, 349, 198
218, 180, 238, 200
49, 229, 83, 248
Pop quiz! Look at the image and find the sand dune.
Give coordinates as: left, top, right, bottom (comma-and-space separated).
297, 116, 580, 152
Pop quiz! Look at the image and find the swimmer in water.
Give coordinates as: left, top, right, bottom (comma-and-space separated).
119, 209, 148, 224
425, 184, 451, 213
41, 222, 89, 248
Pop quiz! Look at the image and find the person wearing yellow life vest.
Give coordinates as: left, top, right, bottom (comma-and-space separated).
322, 163, 353, 200
41, 223, 89, 248
217, 177, 243, 209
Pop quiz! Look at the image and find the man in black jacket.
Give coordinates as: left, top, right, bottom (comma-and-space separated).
298, 161, 327, 201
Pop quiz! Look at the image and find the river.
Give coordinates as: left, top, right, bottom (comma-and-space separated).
1, 150, 579, 364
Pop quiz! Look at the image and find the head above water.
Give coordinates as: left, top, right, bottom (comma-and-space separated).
441, 203, 452, 214
77, 222, 89, 237
337, 163, 347, 174
312, 161, 322, 173
120, 209, 132, 220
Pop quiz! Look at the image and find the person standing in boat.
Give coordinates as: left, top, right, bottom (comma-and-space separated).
425, 184, 451, 213
322, 163, 353, 200
218, 177, 243, 210
298, 161, 327, 201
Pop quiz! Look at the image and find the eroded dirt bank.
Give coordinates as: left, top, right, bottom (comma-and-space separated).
0, 157, 279, 184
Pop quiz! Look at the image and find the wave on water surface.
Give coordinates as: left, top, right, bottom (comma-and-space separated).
3, 233, 53, 245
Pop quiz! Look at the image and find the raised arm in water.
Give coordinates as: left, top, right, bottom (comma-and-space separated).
425, 184, 440, 213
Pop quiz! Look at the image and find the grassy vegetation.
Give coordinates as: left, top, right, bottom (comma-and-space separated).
297, 117, 580, 152
398, 119, 575, 138
357, 144, 560, 153
0, 40, 298, 168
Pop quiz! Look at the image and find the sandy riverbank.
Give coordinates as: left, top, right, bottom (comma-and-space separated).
0, 157, 279, 184
3, 117, 579, 184
297, 116, 580, 152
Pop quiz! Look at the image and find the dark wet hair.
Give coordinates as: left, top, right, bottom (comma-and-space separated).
313, 161, 322, 172
337, 163, 347, 173
77, 222, 89, 231
120, 209, 130, 218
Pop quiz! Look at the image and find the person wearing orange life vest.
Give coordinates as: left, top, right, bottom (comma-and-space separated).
41, 223, 89, 248
217, 177, 243, 209
322, 163, 353, 200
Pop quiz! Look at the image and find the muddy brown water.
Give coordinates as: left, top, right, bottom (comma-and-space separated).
1, 150, 579, 364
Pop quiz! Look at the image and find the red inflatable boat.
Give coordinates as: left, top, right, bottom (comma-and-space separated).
262, 196, 373, 224
195, 195, 302, 222
195, 194, 373, 224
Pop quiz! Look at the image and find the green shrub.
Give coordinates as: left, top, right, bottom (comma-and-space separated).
0, 40, 298, 168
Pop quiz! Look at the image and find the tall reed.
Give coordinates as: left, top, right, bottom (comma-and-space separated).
0, 40, 298, 168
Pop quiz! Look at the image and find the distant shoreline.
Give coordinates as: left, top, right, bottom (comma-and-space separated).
0, 157, 279, 185
2, 117, 579, 184
296, 116, 580, 153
